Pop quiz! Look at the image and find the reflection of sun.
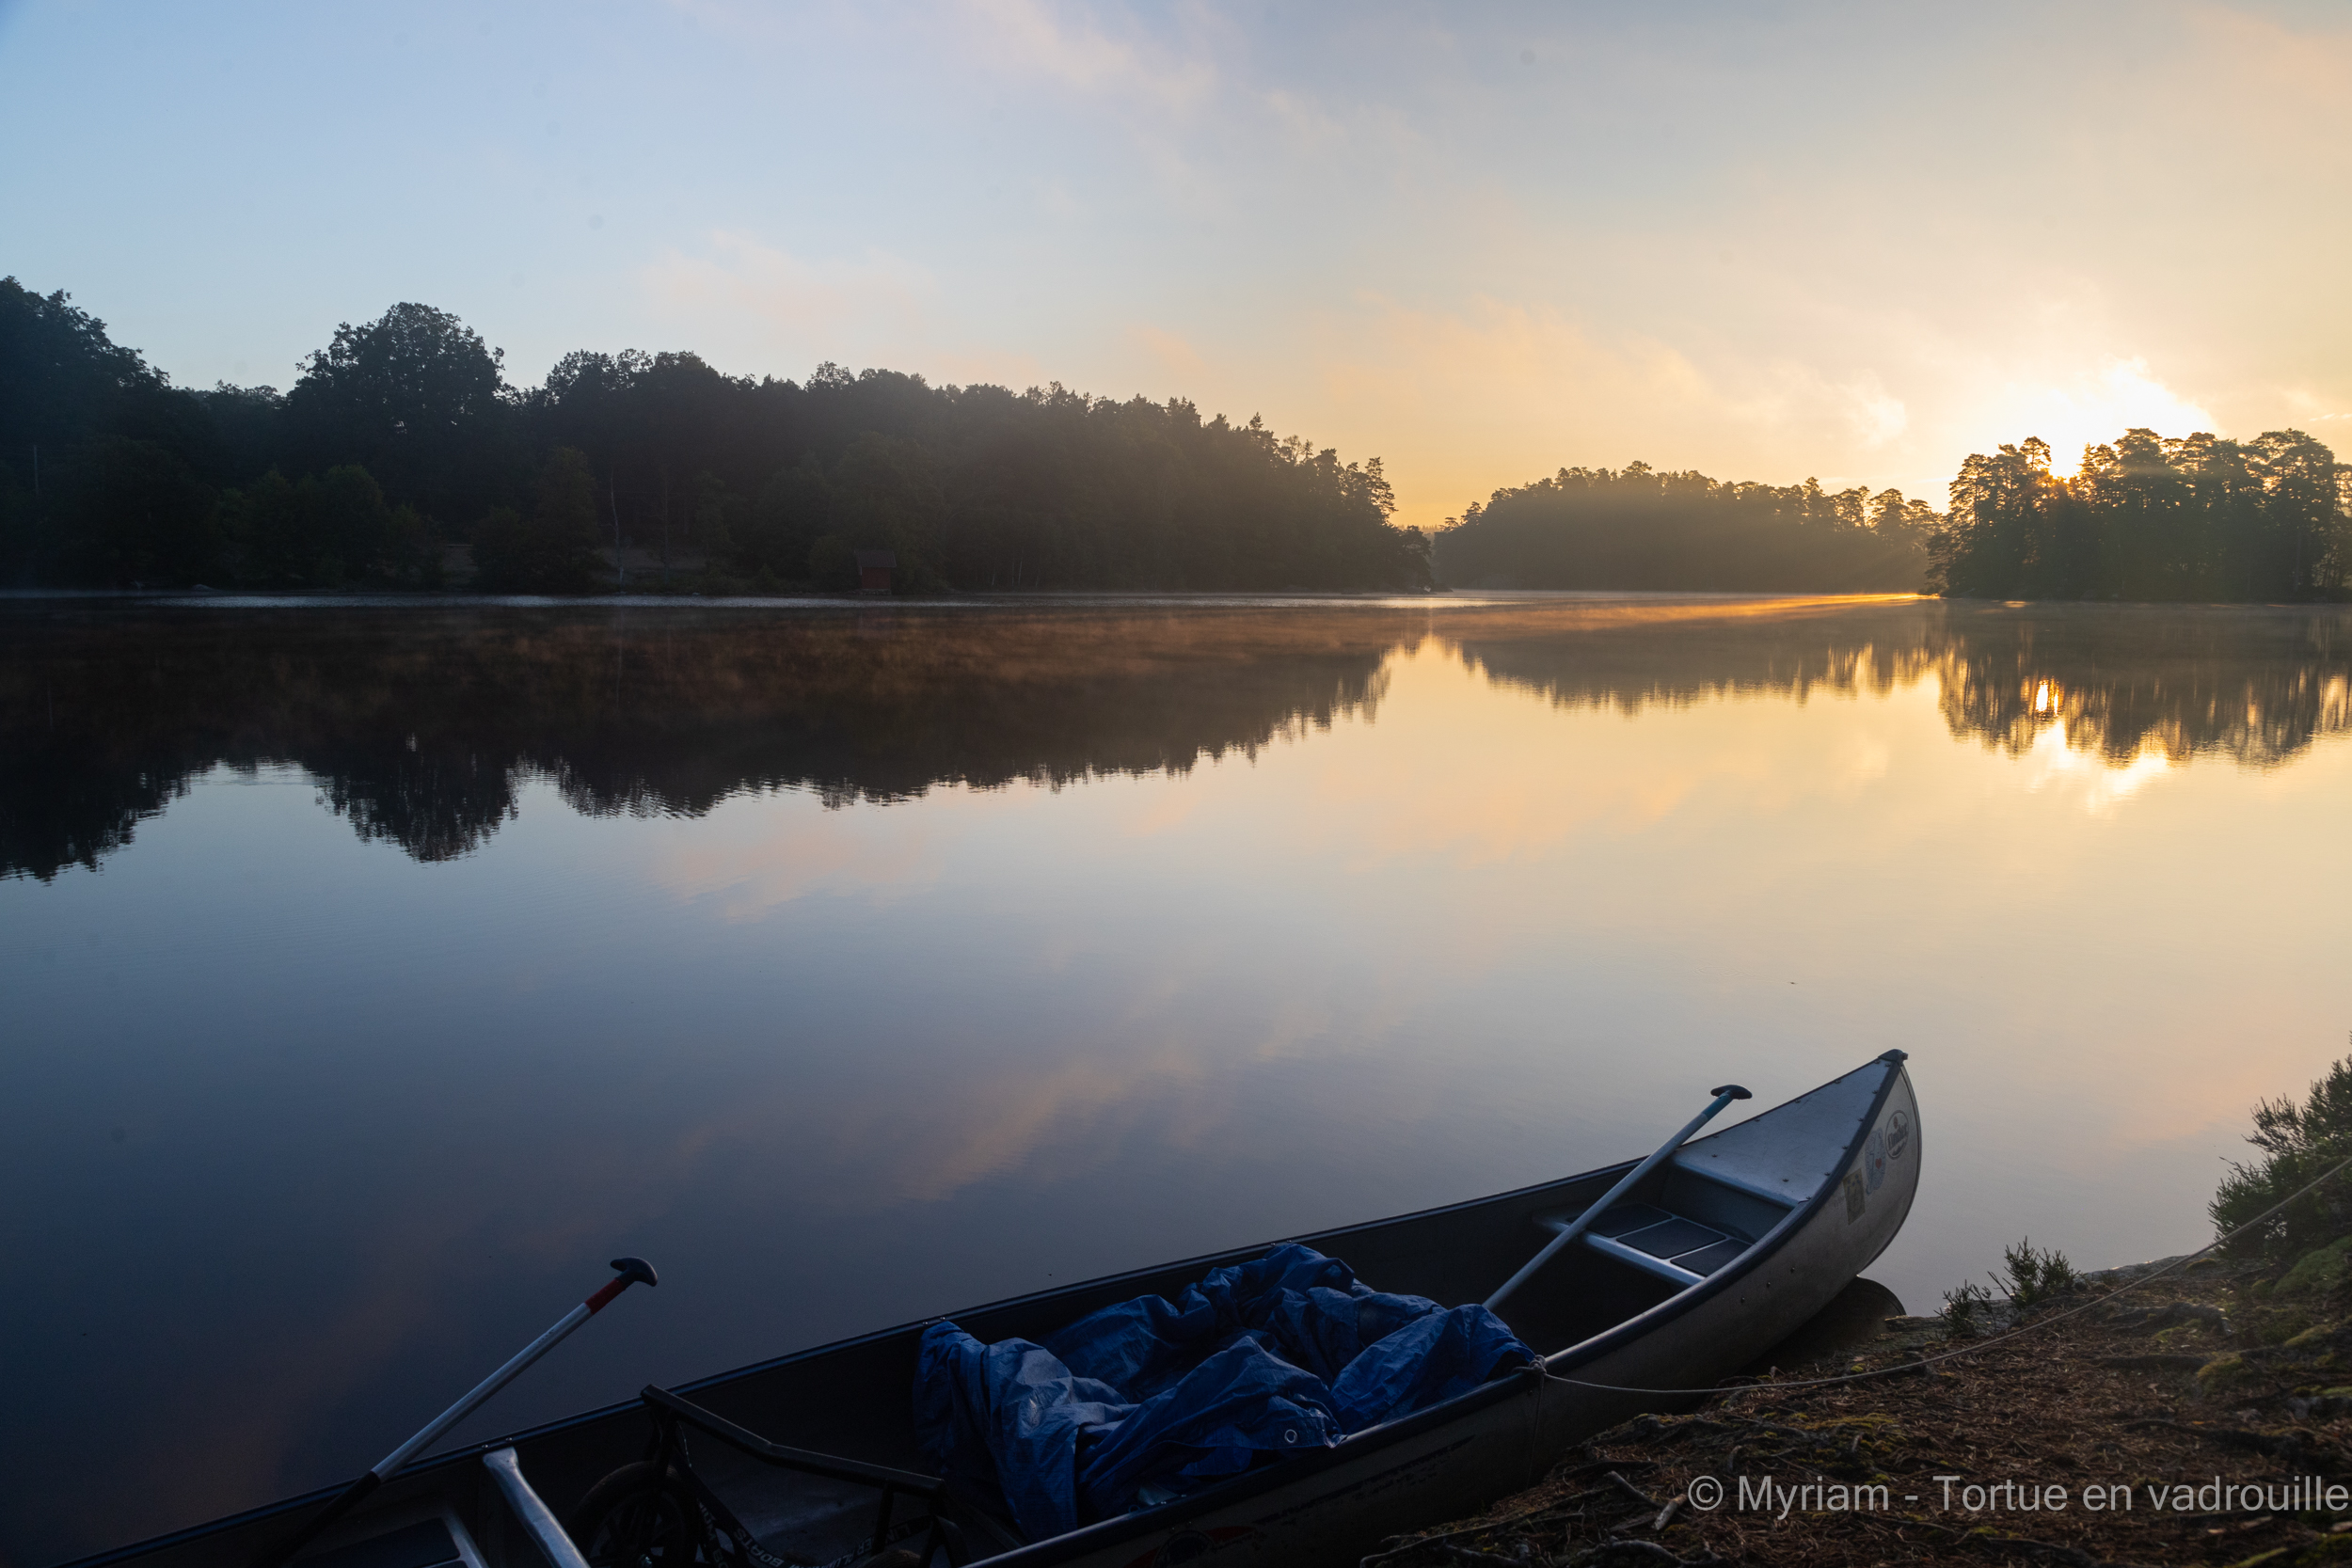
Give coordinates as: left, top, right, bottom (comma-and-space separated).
2023, 720, 2172, 812
2034, 679, 2053, 715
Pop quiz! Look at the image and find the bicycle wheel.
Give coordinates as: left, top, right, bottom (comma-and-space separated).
567, 1462, 709, 1568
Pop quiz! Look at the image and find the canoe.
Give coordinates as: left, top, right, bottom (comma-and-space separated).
70, 1052, 1918, 1568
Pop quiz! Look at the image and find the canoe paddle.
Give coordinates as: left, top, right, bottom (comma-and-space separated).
1484, 1086, 1750, 1313
253, 1257, 659, 1568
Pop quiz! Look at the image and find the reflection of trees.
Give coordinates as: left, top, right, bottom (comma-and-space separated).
0, 606, 1418, 880
9, 596, 2350, 882
1927, 603, 2352, 768
1442, 597, 2352, 769
1444, 596, 1942, 713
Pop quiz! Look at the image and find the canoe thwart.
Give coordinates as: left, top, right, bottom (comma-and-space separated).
1534, 1203, 1740, 1285
1484, 1083, 1756, 1313
480, 1452, 588, 1568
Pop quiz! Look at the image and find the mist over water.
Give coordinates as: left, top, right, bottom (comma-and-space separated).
5, 594, 2349, 1565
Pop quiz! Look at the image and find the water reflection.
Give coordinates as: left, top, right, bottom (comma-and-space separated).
8, 598, 2350, 884
1447, 598, 2352, 768
1927, 605, 2351, 768
6, 594, 2352, 1567
1, 606, 1409, 879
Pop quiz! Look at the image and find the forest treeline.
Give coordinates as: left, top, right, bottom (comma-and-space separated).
1422, 427, 2351, 602
1430, 464, 1940, 592
0, 278, 1426, 593
10, 276, 2351, 602
1929, 432, 2350, 601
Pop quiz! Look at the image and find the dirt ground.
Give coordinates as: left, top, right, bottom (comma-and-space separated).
1362, 1258, 2352, 1568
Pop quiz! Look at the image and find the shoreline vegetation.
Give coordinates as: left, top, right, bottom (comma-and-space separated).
1370, 1059, 2352, 1568
6, 278, 2347, 603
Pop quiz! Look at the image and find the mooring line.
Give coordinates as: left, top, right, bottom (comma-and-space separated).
1535, 1148, 2352, 1400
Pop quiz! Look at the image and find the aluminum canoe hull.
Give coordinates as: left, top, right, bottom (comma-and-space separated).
64, 1053, 1919, 1568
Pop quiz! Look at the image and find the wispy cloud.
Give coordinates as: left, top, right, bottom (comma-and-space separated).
640, 232, 935, 368
954, 0, 1216, 108
1129, 322, 1204, 379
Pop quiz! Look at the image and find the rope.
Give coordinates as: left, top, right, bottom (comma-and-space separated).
1535, 1147, 2352, 1399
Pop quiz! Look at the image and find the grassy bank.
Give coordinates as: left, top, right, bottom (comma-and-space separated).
1373, 1064, 2352, 1568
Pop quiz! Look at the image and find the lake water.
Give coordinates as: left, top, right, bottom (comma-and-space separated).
5, 592, 2350, 1564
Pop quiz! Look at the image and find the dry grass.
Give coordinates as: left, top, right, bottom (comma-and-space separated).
1366, 1259, 2352, 1568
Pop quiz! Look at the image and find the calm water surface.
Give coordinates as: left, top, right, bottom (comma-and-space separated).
5, 594, 2351, 1563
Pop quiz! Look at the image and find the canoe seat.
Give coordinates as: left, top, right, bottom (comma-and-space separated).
1534, 1202, 1749, 1289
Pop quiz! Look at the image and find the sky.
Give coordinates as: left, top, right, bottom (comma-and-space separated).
3, 0, 2348, 530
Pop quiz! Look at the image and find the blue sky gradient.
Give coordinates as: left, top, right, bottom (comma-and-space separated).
5, 0, 2346, 526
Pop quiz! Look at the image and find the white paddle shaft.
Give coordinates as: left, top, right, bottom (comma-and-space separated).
1484, 1085, 1748, 1314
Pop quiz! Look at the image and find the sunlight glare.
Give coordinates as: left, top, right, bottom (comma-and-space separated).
2023, 719, 2174, 813
1992, 359, 2216, 478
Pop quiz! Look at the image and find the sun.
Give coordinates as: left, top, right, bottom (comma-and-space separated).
1984, 359, 2217, 478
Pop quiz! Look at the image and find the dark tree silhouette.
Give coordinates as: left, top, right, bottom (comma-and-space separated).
472, 447, 605, 594
282, 301, 515, 526
0, 278, 1426, 594
1432, 462, 1935, 593
1930, 428, 2350, 602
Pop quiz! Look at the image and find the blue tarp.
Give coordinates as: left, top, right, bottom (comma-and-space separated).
914, 1243, 1533, 1539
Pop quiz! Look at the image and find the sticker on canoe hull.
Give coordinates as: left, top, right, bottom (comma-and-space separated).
1864, 1128, 1888, 1193
1886, 1109, 1911, 1161
1843, 1169, 1867, 1222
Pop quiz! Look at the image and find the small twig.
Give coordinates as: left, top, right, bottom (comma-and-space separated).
1435, 1546, 1521, 1567
1605, 1470, 1660, 1509
1559, 1542, 1723, 1567
1359, 1528, 1469, 1567
1649, 1496, 1683, 1534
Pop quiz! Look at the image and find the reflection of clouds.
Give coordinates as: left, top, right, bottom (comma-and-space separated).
640, 786, 964, 919
1837, 735, 1894, 792
124, 1225, 450, 1532
817, 1038, 1217, 1205
1288, 647, 1785, 869
1122, 783, 1200, 839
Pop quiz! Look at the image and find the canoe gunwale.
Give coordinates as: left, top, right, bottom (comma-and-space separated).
56, 1053, 1912, 1568
958, 1053, 1914, 1566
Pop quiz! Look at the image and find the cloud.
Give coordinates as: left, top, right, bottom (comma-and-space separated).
1262, 87, 1346, 150
640, 231, 935, 368
955, 0, 1216, 109
1709, 362, 1912, 451
1129, 322, 1204, 379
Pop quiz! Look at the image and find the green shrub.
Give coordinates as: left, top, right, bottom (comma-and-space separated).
1943, 1279, 1994, 1337
1999, 1239, 2078, 1308
2212, 1054, 2352, 1260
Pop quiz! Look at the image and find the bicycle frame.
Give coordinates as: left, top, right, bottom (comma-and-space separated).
632, 1386, 955, 1568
